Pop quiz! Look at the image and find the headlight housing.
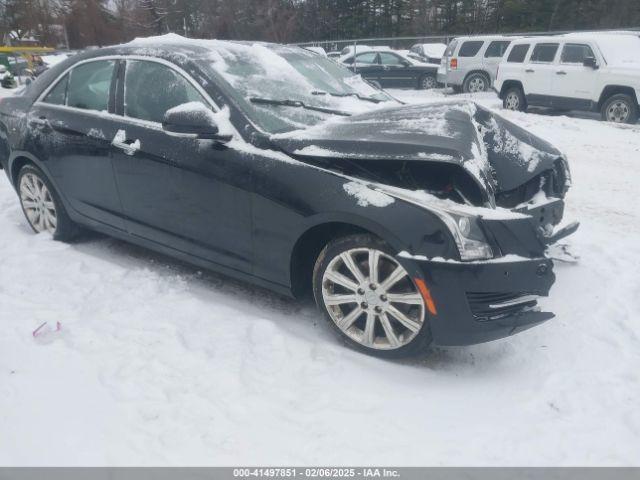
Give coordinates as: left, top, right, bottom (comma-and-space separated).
372, 184, 494, 261
435, 209, 493, 261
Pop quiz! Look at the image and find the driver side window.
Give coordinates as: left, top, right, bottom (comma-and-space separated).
124, 60, 208, 124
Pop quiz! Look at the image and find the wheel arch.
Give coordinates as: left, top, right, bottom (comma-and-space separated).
464, 69, 492, 85
288, 217, 406, 299
598, 85, 639, 110
499, 79, 524, 99
8, 151, 44, 187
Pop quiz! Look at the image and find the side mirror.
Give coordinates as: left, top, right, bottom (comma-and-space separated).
162, 102, 232, 142
401, 60, 412, 67
583, 56, 598, 69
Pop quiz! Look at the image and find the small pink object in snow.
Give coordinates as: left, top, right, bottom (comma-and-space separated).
32, 321, 62, 338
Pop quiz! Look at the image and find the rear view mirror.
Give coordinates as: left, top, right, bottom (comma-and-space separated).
583, 56, 598, 69
162, 102, 232, 142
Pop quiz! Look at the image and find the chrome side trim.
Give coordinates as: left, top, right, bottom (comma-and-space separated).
489, 295, 539, 309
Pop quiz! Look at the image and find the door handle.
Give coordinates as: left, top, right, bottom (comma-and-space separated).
29, 116, 51, 129
525, 69, 535, 73
112, 129, 140, 156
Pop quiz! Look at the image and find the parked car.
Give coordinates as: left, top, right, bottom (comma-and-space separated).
0, 65, 16, 88
495, 33, 640, 124
327, 51, 341, 60
343, 49, 439, 89
408, 43, 447, 65
438, 35, 515, 93
0, 37, 577, 357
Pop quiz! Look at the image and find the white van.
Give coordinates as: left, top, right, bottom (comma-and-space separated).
495, 33, 640, 124
438, 35, 516, 93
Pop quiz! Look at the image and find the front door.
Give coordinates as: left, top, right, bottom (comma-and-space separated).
24, 59, 125, 230
551, 43, 599, 110
350, 52, 381, 85
377, 52, 414, 88
110, 59, 253, 273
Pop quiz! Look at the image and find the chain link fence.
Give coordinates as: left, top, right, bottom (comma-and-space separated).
293, 27, 640, 54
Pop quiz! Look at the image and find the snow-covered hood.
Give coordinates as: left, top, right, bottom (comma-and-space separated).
271, 101, 564, 194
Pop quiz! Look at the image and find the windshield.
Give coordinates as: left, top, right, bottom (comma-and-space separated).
195, 42, 397, 133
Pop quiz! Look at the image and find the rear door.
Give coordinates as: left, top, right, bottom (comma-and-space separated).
25, 59, 125, 229
350, 52, 381, 84
110, 58, 253, 272
551, 42, 599, 110
522, 43, 560, 106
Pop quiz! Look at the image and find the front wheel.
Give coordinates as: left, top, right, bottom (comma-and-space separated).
17, 164, 80, 241
601, 94, 638, 124
313, 234, 432, 358
503, 87, 527, 112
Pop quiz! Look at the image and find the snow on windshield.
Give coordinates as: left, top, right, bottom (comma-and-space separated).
129, 34, 396, 133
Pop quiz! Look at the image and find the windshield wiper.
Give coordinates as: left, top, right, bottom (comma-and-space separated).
249, 97, 352, 116
311, 90, 384, 104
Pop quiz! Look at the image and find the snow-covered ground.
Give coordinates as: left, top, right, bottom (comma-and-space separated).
1, 85, 639, 466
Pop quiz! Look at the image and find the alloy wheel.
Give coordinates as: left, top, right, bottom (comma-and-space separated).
505, 92, 520, 110
321, 248, 425, 350
467, 76, 486, 93
421, 76, 437, 90
606, 101, 630, 123
19, 172, 57, 234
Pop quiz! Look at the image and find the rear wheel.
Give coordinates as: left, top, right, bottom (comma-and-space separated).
463, 72, 490, 93
601, 94, 638, 124
419, 75, 437, 90
313, 234, 432, 358
17, 164, 80, 241
503, 86, 527, 112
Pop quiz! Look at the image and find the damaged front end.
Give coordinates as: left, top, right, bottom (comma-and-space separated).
272, 100, 579, 345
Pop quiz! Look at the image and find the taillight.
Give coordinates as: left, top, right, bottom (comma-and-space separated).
450, 58, 458, 70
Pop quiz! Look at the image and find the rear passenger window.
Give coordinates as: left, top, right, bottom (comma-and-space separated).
530, 43, 559, 63
458, 41, 484, 57
507, 44, 530, 63
561, 44, 595, 64
67, 61, 115, 111
354, 52, 378, 65
43, 74, 69, 105
485, 41, 511, 58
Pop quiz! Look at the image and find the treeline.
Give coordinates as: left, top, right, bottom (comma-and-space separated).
2, 0, 640, 49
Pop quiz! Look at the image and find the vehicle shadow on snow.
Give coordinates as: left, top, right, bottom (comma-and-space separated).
70, 230, 522, 370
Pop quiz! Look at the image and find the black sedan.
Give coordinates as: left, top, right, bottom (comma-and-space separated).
342, 50, 439, 90
0, 37, 578, 357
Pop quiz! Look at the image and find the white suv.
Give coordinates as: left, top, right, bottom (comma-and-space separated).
495, 33, 640, 124
438, 35, 515, 93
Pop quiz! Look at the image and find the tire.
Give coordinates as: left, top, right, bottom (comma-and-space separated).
503, 86, 527, 112
463, 72, 490, 94
419, 74, 437, 90
313, 234, 432, 358
601, 94, 639, 124
17, 164, 80, 241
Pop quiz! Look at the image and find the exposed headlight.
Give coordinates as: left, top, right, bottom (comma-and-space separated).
439, 210, 494, 261
372, 185, 494, 261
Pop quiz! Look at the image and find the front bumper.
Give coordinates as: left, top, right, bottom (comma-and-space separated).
404, 255, 555, 346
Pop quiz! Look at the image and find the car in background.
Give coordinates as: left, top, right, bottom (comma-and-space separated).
438, 35, 515, 93
0, 64, 16, 88
343, 49, 439, 89
0, 37, 576, 357
327, 51, 341, 60
496, 33, 640, 124
408, 43, 447, 65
